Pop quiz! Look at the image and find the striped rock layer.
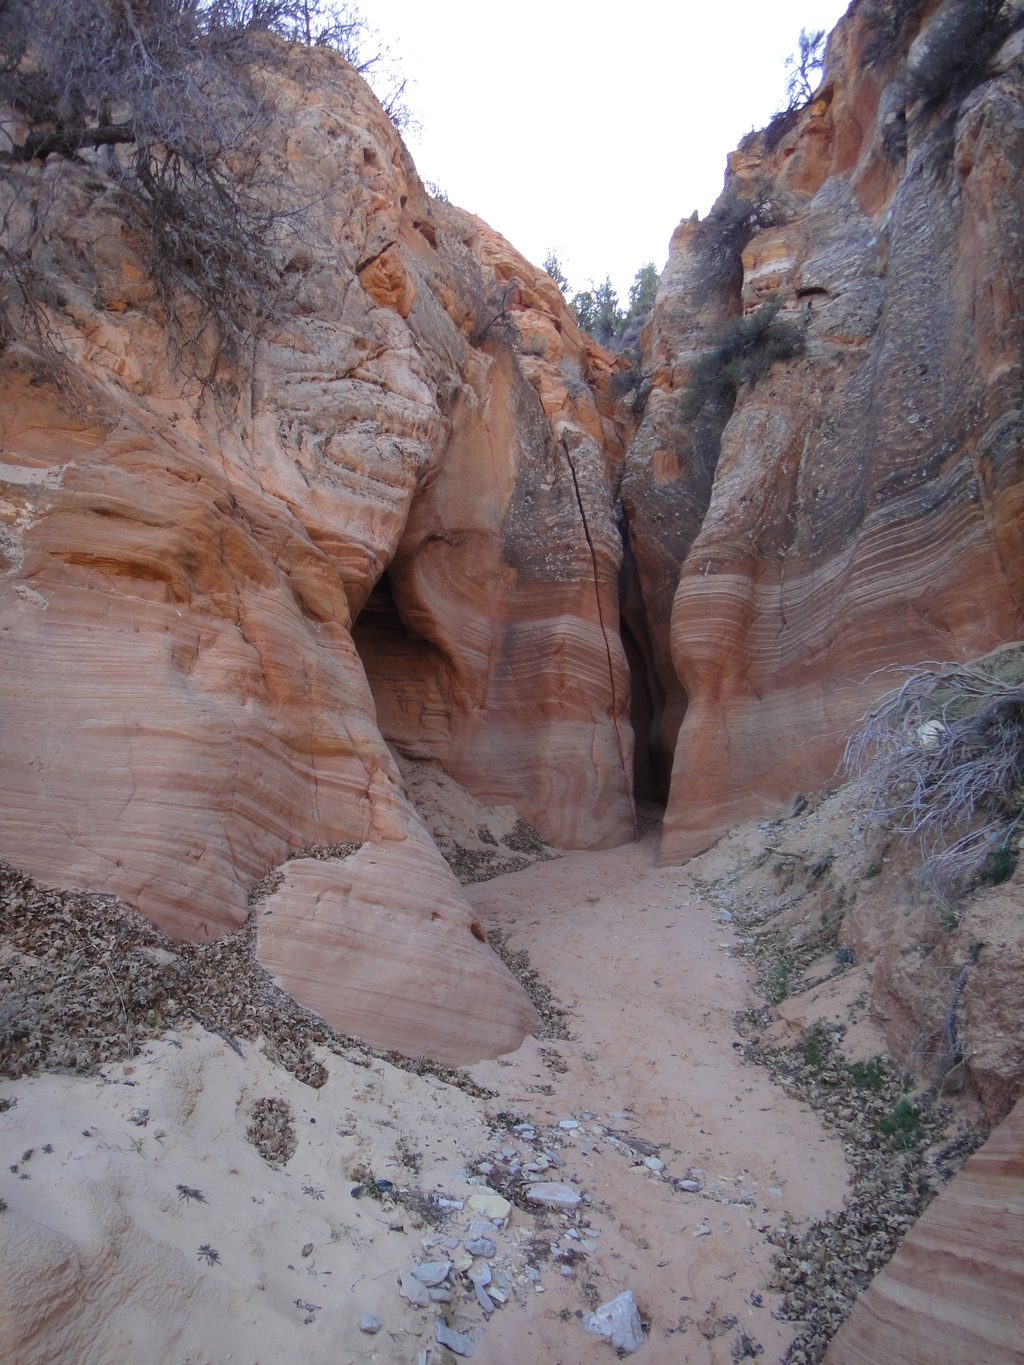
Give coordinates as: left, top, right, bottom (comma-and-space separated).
823, 1094, 1024, 1365
0, 45, 637, 1062
618, 0, 1024, 858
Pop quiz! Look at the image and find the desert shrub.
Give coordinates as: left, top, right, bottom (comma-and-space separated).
680, 298, 805, 422
906, 0, 1022, 115
696, 176, 786, 276
846, 644, 1024, 901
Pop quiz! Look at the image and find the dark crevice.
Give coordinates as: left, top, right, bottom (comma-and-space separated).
620, 616, 669, 806
350, 570, 453, 763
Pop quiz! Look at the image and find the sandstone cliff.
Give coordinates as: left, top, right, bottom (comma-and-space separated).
0, 44, 635, 1062
621, 0, 1024, 860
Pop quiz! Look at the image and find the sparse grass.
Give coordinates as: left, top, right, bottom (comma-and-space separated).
737, 1014, 987, 1364
803, 1024, 828, 1068
849, 1057, 886, 1092
878, 1097, 924, 1150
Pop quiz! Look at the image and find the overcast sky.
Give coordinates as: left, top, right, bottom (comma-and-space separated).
358, 0, 851, 302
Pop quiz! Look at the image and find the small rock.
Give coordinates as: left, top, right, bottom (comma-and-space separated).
465, 1238, 496, 1258
582, 1290, 644, 1353
526, 1182, 581, 1209
560, 1264, 574, 1277
679, 1179, 700, 1192
644, 1156, 664, 1173
477, 1161, 493, 1175
410, 1261, 451, 1286
559, 1119, 579, 1130
718, 911, 733, 923
359, 1315, 382, 1334
467, 1192, 511, 1222
399, 1272, 430, 1308
128, 1108, 149, 1127
693, 1225, 710, 1237
301, 1242, 313, 1258
788, 792, 809, 819
474, 1281, 494, 1315
470, 1220, 497, 1238
428, 1287, 451, 1303
436, 1322, 480, 1357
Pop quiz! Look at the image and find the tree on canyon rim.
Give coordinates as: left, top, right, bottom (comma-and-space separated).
0, 0, 411, 369
543, 253, 659, 353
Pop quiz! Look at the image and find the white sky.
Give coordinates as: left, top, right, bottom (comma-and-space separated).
359, 0, 852, 302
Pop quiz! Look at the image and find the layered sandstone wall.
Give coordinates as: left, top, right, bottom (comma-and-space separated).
823, 1093, 1024, 1365
0, 44, 634, 1059
620, 0, 1024, 860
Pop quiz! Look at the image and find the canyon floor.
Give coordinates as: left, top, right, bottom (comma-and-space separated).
1, 804, 897, 1365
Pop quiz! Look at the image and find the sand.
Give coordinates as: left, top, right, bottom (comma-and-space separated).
0, 809, 851, 1364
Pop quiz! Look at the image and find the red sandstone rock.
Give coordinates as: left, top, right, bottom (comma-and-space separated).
0, 45, 641, 1058
823, 1094, 1024, 1365
618, 3, 1024, 859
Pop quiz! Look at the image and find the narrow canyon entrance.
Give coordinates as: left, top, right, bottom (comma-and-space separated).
620, 616, 670, 808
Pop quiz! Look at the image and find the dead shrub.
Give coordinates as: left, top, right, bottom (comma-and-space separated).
845, 644, 1024, 904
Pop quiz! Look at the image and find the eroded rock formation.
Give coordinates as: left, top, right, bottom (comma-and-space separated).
823, 1093, 1024, 1365
621, 0, 1024, 860
0, 44, 635, 1060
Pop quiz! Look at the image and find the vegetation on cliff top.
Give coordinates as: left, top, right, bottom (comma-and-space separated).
0, 0, 409, 372
542, 252, 659, 354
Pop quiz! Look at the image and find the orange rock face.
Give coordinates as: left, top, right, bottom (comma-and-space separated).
0, 46, 636, 1059
619, 4, 1024, 859
823, 1094, 1024, 1365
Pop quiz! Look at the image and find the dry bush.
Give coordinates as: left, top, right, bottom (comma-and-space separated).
0, 0, 411, 377
846, 644, 1024, 903
680, 298, 805, 423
